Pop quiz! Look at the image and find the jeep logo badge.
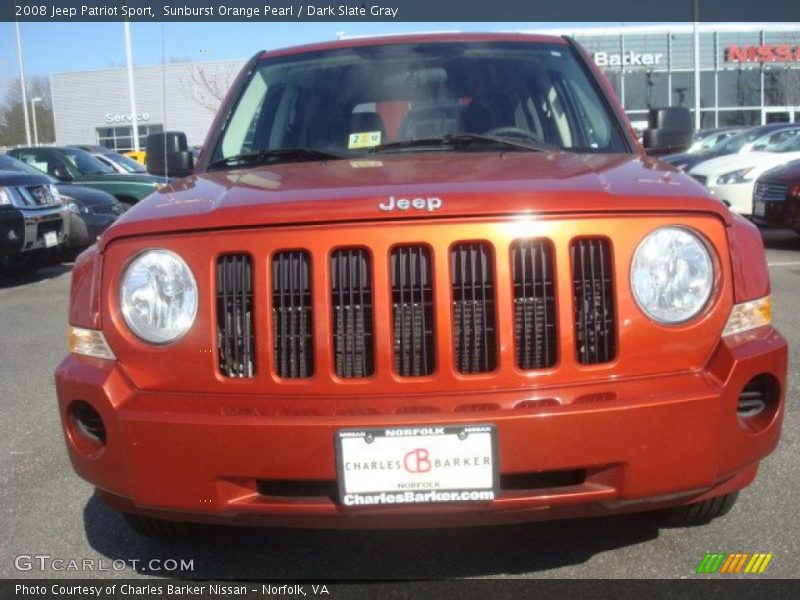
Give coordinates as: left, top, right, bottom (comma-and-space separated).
379, 196, 443, 212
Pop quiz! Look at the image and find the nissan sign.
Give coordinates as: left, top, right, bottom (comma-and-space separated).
726, 44, 800, 63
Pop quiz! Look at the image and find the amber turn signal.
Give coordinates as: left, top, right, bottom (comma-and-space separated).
68, 326, 116, 360
723, 296, 772, 337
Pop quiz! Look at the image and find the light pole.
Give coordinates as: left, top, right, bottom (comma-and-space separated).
693, 0, 701, 130
31, 97, 42, 146
124, 21, 141, 152
14, 21, 32, 146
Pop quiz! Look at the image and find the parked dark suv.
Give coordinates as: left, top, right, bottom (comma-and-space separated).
0, 154, 125, 252
0, 169, 69, 275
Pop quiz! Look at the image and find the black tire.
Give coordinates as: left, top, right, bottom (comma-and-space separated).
122, 513, 196, 540
656, 492, 739, 526
0, 249, 48, 276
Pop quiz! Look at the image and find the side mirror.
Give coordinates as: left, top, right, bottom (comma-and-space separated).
642, 107, 693, 156
52, 166, 73, 181
146, 131, 194, 178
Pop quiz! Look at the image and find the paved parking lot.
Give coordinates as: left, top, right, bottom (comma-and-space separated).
0, 229, 798, 580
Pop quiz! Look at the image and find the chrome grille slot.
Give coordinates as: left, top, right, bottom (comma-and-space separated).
331, 248, 374, 378
216, 254, 255, 378
272, 251, 313, 378
391, 245, 435, 377
512, 239, 557, 370
754, 182, 789, 202
451, 242, 497, 374
572, 238, 616, 365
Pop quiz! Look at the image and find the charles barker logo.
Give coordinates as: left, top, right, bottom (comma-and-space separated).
403, 448, 432, 473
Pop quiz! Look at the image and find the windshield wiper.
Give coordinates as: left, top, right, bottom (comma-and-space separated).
208, 148, 345, 170
369, 133, 554, 154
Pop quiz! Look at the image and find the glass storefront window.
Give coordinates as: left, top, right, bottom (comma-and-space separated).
96, 124, 164, 152
665, 71, 715, 109
625, 72, 668, 110
700, 110, 716, 129
718, 69, 761, 107
764, 67, 800, 107
718, 109, 761, 126
670, 72, 693, 108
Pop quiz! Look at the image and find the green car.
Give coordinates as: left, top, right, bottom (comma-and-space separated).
8, 146, 170, 208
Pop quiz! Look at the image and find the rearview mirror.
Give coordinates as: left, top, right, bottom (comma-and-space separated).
146, 131, 194, 178
642, 107, 693, 156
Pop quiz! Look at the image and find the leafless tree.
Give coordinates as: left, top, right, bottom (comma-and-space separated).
0, 77, 55, 146
764, 67, 800, 108
180, 64, 234, 114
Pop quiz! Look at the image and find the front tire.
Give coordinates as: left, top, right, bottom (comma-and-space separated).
656, 492, 739, 526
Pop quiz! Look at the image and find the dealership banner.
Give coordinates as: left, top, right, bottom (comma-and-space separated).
4, 0, 800, 22
0, 576, 800, 600
4, 579, 800, 599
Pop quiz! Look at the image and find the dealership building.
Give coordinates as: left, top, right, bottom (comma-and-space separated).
50, 23, 800, 151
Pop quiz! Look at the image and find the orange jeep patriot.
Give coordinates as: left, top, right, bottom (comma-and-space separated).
56, 34, 787, 538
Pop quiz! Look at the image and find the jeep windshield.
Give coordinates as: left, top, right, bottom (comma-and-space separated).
209, 41, 628, 170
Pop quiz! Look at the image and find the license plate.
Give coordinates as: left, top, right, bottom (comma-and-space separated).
43, 231, 58, 248
754, 201, 766, 217
336, 424, 498, 507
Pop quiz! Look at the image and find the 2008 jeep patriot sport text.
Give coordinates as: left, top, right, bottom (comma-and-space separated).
55, 33, 787, 537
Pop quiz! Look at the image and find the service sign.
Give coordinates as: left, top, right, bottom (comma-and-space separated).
336, 425, 498, 507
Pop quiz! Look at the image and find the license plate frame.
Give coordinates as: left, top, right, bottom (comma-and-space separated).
335, 424, 499, 507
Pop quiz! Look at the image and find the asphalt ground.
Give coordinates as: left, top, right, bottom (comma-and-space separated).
0, 229, 798, 581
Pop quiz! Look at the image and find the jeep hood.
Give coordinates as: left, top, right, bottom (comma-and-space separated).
99, 152, 730, 249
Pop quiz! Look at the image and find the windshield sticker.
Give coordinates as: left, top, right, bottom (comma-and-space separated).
348, 131, 382, 149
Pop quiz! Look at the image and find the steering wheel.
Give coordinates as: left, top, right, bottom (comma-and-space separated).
484, 126, 542, 143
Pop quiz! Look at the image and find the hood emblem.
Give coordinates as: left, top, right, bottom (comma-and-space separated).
379, 195, 443, 213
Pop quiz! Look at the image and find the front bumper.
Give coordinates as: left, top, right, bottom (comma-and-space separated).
55, 327, 787, 529
0, 205, 69, 257
752, 196, 800, 231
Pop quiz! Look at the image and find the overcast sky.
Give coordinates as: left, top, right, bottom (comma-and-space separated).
0, 21, 621, 94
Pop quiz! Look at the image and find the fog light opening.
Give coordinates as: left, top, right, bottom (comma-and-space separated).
737, 374, 780, 433
67, 400, 107, 456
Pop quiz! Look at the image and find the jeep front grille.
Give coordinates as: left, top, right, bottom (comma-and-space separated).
213, 233, 621, 383
331, 248, 375, 378
216, 254, 255, 378
512, 239, 557, 370
391, 245, 435, 377
272, 251, 313, 378
572, 238, 616, 365
451, 242, 497, 374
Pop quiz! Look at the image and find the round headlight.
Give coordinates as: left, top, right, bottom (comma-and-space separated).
631, 227, 714, 324
120, 249, 198, 343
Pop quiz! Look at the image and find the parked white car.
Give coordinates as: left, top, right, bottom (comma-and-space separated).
688, 134, 800, 216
